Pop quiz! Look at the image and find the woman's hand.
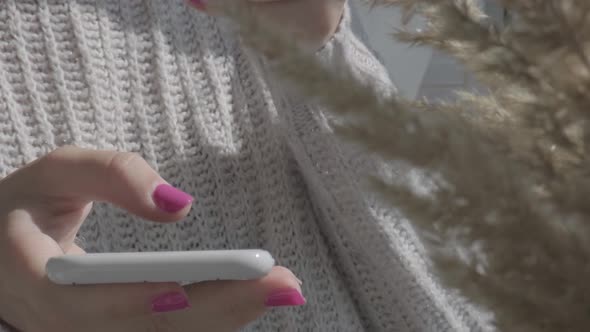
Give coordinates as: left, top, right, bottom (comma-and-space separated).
189, 0, 346, 50
0, 146, 304, 332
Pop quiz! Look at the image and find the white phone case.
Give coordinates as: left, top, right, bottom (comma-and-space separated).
46, 249, 275, 285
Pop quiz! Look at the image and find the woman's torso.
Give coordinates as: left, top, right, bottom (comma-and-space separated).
0, 1, 486, 331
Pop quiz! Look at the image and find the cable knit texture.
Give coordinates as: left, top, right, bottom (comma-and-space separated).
0, 1, 483, 331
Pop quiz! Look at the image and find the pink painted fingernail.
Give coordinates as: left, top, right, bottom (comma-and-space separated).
265, 289, 306, 307
153, 184, 193, 213
152, 291, 191, 313
188, 0, 206, 10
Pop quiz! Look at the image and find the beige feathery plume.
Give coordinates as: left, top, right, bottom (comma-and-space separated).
223, 1, 590, 330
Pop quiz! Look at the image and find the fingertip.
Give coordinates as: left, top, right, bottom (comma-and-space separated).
253, 266, 306, 308
149, 183, 194, 222
176, 267, 305, 330
261, 269, 306, 308
263, 266, 303, 293
264, 288, 306, 307
124, 182, 193, 224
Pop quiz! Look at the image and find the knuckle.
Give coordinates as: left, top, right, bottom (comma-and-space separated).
104, 152, 143, 179
42, 146, 77, 167
36, 146, 81, 181
45, 145, 78, 160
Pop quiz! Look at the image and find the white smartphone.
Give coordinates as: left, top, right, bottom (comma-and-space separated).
46, 249, 275, 285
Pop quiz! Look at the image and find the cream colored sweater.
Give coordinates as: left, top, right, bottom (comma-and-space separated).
0, 1, 484, 331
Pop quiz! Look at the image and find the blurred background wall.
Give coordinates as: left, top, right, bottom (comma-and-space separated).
350, 1, 506, 100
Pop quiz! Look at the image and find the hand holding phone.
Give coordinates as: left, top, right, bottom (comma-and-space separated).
0, 147, 303, 332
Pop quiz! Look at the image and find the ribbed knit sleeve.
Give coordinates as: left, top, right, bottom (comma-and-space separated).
316, 3, 395, 96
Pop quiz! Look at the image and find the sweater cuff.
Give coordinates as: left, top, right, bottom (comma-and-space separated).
316, 0, 351, 54
315, 2, 396, 98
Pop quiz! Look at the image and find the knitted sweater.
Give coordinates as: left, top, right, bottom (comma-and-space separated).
0, 1, 483, 331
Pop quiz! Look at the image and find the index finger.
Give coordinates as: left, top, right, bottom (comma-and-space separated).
2, 146, 193, 223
